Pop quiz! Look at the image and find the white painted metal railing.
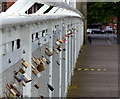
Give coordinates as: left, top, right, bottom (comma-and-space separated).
0, 0, 84, 97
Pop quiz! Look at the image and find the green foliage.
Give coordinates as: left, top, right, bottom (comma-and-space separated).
87, 2, 118, 25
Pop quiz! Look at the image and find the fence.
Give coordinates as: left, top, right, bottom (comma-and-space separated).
0, 0, 84, 97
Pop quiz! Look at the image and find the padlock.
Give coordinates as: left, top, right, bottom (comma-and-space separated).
39, 95, 44, 99
31, 65, 41, 77
55, 41, 60, 45
10, 84, 17, 90
9, 93, 15, 97
22, 59, 29, 68
19, 68, 25, 74
57, 45, 61, 48
14, 70, 18, 75
63, 57, 65, 60
63, 48, 66, 51
56, 61, 60, 65
53, 48, 59, 54
32, 65, 39, 75
46, 59, 51, 65
57, 45, 62, 52
6, 84, 16, 96
34, 83, 40, 89
37, 60, 45, 72
45, 48, 52, 56
18, 81, 25, 87
34, 56, 41, 65
14, 75, 25, 87
65, 35, 69, 37
41, 56, 47, 62
47, 84, 54, 91
57, 39, 63, 43
23, 73, 32, 83
67, 30, 72, 35
31, 57, 37, 64
63, 39, 66, 43
32, 69, 40, 76
9, 84, 21, 97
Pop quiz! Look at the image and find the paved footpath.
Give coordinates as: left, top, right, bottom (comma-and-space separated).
67, 45, 118, 98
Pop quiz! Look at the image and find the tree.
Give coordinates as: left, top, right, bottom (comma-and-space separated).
116, 2, 120, 44
87, 2, 118, 25
87, 2, 120, 44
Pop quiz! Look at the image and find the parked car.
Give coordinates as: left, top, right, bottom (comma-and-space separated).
87, 28, 102, 34
87, 24, 102, 34
104, 26, 113, 33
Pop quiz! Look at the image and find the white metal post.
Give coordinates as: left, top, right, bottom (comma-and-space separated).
48, 20, 53, 97
0, 29, 2, 97
21, 25, 32, 97
59, 19, 63, 97
71, 21, 74, 75
81, 21, 84, 46
64, 19, 68, 96
68, 22, 72, 85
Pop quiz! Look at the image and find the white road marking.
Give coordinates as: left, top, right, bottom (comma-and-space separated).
106, 39, 111, 45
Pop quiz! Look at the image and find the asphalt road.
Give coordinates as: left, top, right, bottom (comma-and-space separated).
87, 34, 117, 45
67, 34, 118, 98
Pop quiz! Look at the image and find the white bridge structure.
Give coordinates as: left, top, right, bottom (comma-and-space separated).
0, 0, 84, 97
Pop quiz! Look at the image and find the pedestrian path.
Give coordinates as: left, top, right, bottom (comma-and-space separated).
67, 45, 118, 97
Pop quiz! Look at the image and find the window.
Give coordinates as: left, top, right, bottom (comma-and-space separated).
17, 39, 20, 49
32, 32, 39, 42
54, 8, 59, 13
2, 39, 21, 56
32, 34, 34, 42
45, 29, 48, 35
42, 30, 46, 37
2, 44, 6, 56
43, 6, 53, 14
12, 41, 14, 52
25, 3, 44, 14
36, 32, 39, 39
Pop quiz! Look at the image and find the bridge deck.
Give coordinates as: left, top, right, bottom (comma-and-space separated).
67, 44, 118, 97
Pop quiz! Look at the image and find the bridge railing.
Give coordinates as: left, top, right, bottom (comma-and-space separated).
0, 1, 84, 97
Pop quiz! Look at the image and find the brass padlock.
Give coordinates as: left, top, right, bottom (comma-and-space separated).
6, 84, 16, 96
32, 57, 40, 65
57, 39, 63, 43
45, 48, 52, 56
9, 93, 15, 97
9, 84, 21, 97
31, 65, 41, 77
37, 60, 45, 72
34, 56, 41, 65
41, 56, 47, 62
22, 59, 29, 68
31, 57, 37, 64
57, 45, 62, 52
19, 68, 25, 74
